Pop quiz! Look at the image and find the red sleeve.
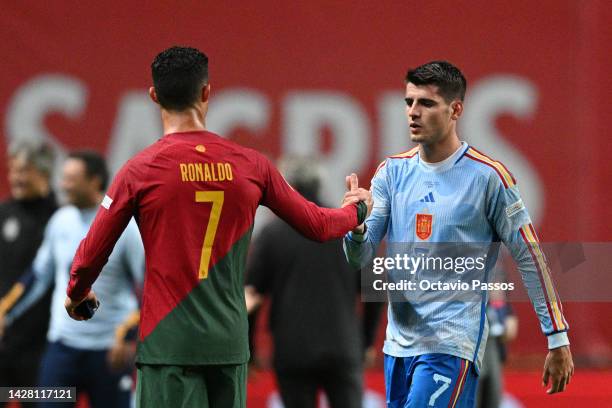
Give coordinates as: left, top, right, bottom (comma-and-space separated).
66, 163, 136, 301
259, 156, 359, 242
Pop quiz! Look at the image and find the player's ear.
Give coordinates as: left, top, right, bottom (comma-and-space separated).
450, 100, 463, 120
148, 87, 159, 105
202, 84, 211, 103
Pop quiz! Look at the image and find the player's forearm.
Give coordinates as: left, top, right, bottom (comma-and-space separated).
67, 205, 133, 301
273, 198, 363, 242
506, 230, 569, 339
67, 249, 106, 301
66, 232, 113, 301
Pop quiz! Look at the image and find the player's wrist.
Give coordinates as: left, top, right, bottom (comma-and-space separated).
356, 201, 368, 225
353, 223, 367, 235
547, 332, 569, 350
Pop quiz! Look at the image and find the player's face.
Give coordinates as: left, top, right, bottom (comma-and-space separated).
405, 83, 457, 145
7, 154, 48, 201
61, 159, 100, 208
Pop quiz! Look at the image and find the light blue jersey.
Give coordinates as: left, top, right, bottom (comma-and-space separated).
344, 142, 568, 370
6, 206, 144, 350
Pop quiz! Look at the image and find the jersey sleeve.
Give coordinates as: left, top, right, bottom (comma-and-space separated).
343, 160, 391, 269
486, 173, 569, 349
66, 162, 136, 301
259, 156, 361, 242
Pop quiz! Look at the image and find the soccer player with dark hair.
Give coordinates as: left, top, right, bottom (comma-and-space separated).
344, 61, 573, 407
64, 46, 372, 408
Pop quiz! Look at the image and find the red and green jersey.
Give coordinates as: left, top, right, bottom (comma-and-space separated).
67, 130, 360, 365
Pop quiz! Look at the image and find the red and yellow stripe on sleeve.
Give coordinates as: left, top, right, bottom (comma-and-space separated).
519, 223, 567, 332
389, 146, 419, 159
465, 148, 516, 188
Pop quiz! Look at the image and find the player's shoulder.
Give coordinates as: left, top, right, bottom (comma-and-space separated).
463, 146, 516, 188
387, 146, 420, 161
372, 146, 420, 177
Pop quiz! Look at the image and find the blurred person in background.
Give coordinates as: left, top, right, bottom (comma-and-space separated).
245, 155, 382, 408
476, 299, 518, 408
0, 139, 57, 396
476, 262, 519, 408
0, 151, 143, 408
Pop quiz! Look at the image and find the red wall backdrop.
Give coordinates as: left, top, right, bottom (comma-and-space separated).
1, 1, 611, 404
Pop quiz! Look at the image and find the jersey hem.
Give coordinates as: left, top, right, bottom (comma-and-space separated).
382, 341, 482, 372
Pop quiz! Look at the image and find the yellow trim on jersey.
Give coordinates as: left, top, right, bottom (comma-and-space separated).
521, 225, 566, 331
467, 148, 515, 187
389, 146, 419, 158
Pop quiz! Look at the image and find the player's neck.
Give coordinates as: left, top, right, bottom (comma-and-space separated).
419, 133, 461, 163
160, 106, 207, 135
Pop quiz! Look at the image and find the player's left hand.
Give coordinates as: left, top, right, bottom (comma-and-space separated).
64, 291, 99, 321
542, 345, 574, 394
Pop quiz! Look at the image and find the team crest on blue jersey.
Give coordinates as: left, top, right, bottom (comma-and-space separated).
415, 213, 433, 240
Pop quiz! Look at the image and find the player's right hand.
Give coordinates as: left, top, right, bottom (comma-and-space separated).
342, 173, 372, 233
65, 290, 99, 321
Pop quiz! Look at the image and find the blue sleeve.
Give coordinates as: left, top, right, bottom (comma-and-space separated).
487, 174, 569, 349
5, 220, 56, 325
343, 160, 391, 269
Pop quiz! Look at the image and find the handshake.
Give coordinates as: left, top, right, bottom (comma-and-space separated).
341, 173, 372, 234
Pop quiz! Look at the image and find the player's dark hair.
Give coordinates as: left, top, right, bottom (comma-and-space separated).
151, 46, 209, 111
406, 61, 467, 102
68, 150, 109, 192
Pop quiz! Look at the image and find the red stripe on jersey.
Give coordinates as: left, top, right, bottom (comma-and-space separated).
527, 223, 540, 242
469, 147, 516, 184
527, 224, 567, 325
520, 226, 558, 332
464, 153, 509, 188
389, 146, 419, 159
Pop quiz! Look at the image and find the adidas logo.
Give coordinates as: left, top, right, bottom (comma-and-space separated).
420, 192, 435, 203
